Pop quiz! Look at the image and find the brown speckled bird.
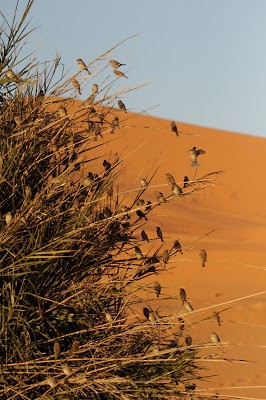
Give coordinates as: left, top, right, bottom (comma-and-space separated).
111, 116, 119, 133
154, 191, 166, 203
154, 281, 161, 298
84, 93, 95, 107
162, 249, 169, 266
183, 175, 189, 188
172, 183, 183, 196
210, 332, 220, 343
141, 178, 148, 188
156, 226, 164, 242
171, 239, 183, 254
165, 173, 176, 186
189, 146, 206, 167
118, 99, 127, 112
179, 288, 187, 305
135, 246, 144, 259
171, 121, 179, 136
113, 69, 128, 78
184, 300, 194, 312
136, 209, 147, 221
213, 311, 221, 326
185, 335, 192, 346
91, 83, 98, 94
141, 229, 149, 242
71, 78, 81, 94
109, 59, 126, 69
199, 249, 207, 267
57, 105, 67, 118
143, 307, 150, 319
69, 340, 80, 356
77, 58, 91, 74
53, 340, 60, 360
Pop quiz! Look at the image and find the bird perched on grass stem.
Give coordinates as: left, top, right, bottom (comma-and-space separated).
154, 191, 166, 203
135, 246, 144, 259
91, 83, 98, 94
199, 249, 207, 267
172, 183, 183, 196
213, 311, 221, 326
140, 178, 148, 188
111, 116, 119, 133
71, 78, 81, 95
161, 249, 169, 267
118, 99, 127, 112
171, 121, 179, 136
179, 288, 187, 305
154, 282, 161, 298
136, 209, 147, 221
189, 146, 206, 167
141, 229, 149, 242
113, 69, 128, 78
77, 58, 91, 74
156, 226, 164, 242
109, 59, 126, 69
165, 173, 176, 186
210, 332, 221, 344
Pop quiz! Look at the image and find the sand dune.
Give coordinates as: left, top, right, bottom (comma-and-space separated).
88, 110, 266, 399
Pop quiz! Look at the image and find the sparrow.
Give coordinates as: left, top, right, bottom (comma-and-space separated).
141, 229, 149, 242
53, 340, 60, 360
136, 199, 145, 207
213, 311, 221, 326
118, 99, 126, 112
5, 212, 12, 225
171, 240, 183, 254
183, 176, 189, 188
140, 178, 148, 188
178, 317, 185, 331
210, 332, 221, 343
57, 105, 67, 118
179, 288, 187, 305
154, 281, 161, 298
109, 59, 126, 69
184, 300, 194, 312
14, 116, 22, 126
71, 78, 81, 94
136, 210, 147, 220
62, 364, 72, 376
156, 226, 164, 242
172, 183, 183, 196
103, 159, 111, 171
91, 83, 98, 94
162, 249, 169, 265
105, 312, 114, 323
143, 307, 150, 319
111, 116, 119, 133
113, 69, 128, 78
77, 58, 91, 74
154, 191, 166, 203
144, 202, 152, 214
199, 249, 207, 267
47, 377, 56, 389
135, 245, 144, 259
171, 121, 179, 136
165, 173, 176, 186
185, 335, 192, 346
189, 146, 206, 168
84, 93, 95, 107
69, 340, 80, 356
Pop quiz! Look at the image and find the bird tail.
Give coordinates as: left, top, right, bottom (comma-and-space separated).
202, 261, 206, 267
191, 160, 200, 168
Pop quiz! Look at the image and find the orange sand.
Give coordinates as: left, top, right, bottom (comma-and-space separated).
87, 110, 266, 399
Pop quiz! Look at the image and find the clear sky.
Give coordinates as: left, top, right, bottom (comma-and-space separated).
3, 0, 266, 137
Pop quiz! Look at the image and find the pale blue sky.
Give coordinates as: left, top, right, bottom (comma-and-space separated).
3, 0, 266, 137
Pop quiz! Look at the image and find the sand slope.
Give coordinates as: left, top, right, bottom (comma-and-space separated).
90, 111, 266, 399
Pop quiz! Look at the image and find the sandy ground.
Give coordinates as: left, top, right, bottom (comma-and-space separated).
85, 109, 266, 399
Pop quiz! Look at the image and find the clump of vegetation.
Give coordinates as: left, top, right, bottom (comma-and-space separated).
0, 2, 224, 399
